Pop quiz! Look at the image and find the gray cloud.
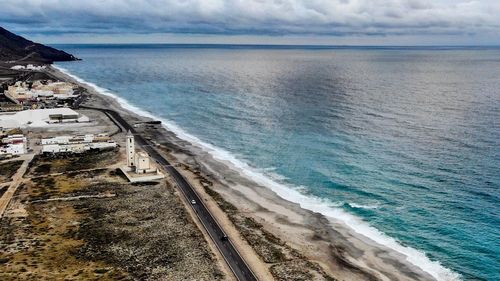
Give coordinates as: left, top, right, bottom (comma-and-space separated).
1, 0, 499, 40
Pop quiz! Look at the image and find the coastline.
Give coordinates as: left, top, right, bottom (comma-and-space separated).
48, 64, 460, 281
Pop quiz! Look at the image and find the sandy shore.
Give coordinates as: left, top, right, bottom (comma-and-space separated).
47, 65, 437, 281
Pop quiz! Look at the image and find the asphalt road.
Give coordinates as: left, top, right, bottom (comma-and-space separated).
82, 106, 258, 281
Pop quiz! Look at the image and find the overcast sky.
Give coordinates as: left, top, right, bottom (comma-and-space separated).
1, 0, 499, 45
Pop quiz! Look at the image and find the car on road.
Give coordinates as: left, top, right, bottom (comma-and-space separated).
221, 234, 228, 241
191, 199, 196, 205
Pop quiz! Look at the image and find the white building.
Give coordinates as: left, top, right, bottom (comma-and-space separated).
42, 141, 116, 154
2, 134, 26, 144
134, 151, 156, 174
10, 64, 46, 71
0, 134, 27, 155
0, 108, 90, 128
0, 143, 26, 155
41, 133, 116, 154
41, 134, 110, 145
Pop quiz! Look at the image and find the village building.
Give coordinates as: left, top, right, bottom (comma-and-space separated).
41, 133, 117, 154
0, 134, 27, 156
10, 64, 46, 71
0, 102, 23, 112
3, 80, 79, 107
31, 80, 78, 98
41, 133, 110, 145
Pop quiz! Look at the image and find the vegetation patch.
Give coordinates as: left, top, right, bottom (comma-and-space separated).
75, 183, 225, 281
0, 186, 7, 197
0, 160, 23, 183
27, 150, 118, 176
0, 196, 129, 280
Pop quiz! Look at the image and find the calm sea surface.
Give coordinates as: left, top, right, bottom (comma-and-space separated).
56, 45, 499, 280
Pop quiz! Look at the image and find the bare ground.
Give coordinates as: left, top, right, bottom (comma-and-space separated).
0, 152, 226, 281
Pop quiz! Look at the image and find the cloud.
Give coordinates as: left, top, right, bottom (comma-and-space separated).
1, 0, 499, 40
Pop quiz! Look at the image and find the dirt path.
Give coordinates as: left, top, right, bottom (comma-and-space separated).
0, 154, 34, 218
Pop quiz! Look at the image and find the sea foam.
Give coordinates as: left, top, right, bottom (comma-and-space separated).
347, 202, 380, 209
54, 65, 462, 281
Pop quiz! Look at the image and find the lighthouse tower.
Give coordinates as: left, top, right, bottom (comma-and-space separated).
126, 130, 135, 167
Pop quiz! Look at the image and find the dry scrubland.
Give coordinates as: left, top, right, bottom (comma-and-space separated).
0, 160, 23, 184
27, 150, 119, 176
0, 150, 225, 281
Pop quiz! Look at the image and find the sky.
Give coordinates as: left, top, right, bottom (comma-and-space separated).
1, 0, 500, 45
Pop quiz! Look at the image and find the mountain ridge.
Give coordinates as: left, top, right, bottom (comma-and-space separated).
0, 26, 78, 64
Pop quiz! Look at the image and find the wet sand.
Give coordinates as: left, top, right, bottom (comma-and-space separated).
47, 65, 437, 281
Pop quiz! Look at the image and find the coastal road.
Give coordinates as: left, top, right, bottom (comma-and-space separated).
81, 106, 258, 281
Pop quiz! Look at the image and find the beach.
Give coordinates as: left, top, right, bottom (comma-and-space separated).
46, 64, 448, 281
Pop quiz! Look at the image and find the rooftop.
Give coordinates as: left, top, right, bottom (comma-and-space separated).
0, 108, 89, 128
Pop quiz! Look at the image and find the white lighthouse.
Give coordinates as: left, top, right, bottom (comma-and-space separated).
126, 130, 135, 167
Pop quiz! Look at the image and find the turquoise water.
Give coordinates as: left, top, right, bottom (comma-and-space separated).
56, 45, 499, 280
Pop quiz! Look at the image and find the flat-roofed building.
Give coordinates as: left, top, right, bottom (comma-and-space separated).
42, 141, 116, 154
0, 108, 90, 128
0, 134, 27, 155
41, 133, 116, 154
41, 134, 111, 145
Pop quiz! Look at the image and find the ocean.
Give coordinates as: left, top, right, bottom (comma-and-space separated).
55, 45, 499, 281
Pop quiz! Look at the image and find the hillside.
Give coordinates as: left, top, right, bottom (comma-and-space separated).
0, 26, 78, 64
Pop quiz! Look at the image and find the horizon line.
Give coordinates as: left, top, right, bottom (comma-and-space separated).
49, 43, 500, 48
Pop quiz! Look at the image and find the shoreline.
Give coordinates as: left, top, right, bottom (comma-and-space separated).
48, 64, 459, 281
